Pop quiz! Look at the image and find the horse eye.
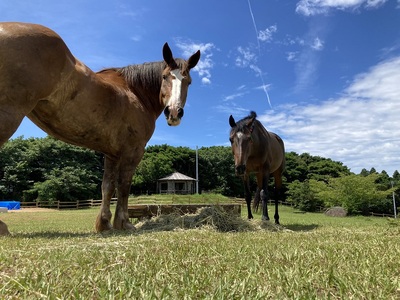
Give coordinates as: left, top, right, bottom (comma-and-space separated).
162, 74, 167, 80
229, 138, 233, 144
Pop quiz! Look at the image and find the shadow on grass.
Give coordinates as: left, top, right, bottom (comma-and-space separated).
283, 223, 319, 232
7, 231, 97, 239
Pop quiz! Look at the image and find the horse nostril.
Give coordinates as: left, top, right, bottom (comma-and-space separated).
177, 108, 184, 119
164, 106, 170, 118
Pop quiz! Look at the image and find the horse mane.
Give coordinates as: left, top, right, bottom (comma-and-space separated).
231, 111, 258, 132
99, 58, 188, 91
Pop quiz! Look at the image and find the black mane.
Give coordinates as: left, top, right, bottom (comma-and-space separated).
231, 111, 257, 132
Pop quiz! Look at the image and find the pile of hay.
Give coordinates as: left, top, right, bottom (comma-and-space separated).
325, 206, 347, 217
134, 206, 285, 233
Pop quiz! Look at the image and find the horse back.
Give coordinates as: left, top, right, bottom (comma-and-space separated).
250, 123, 285, 175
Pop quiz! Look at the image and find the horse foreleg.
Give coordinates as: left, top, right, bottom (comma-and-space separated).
0, 105, 26, 146
113, 168, 135, 231
95, 156, 116, 232
113, 153, 143, 231
243, 177, 253, 219
273, 172, 283, 225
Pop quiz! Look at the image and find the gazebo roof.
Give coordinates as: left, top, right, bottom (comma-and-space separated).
158, 172, 196, 181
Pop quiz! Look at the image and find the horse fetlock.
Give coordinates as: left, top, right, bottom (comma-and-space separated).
95, 215, 113, 233
262, 215, 270, 221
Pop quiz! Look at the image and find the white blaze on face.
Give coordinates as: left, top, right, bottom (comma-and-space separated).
168, 69, 184, 117
235, 132, 244, 163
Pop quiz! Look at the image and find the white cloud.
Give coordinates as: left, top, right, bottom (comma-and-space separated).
286, 51, 298, 61
223, 92, 246, 101
296, 0, 389, 16
259, 56, 400, 174
201, 77, 211, 85
258, 25, 278, 43
293, 48, 320, 93
235, 46, 257, 68
311, 37, 324, 50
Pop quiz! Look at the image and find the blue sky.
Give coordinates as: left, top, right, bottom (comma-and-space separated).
3, 0, 400, 175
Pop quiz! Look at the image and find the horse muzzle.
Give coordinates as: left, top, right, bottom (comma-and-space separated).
235, 164, 246, 176
164, 106, 184, 126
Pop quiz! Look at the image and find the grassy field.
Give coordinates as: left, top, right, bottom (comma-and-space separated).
1, 195, 400, 299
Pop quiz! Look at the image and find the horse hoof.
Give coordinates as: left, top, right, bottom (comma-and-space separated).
123, 222, 136, 231
96, 222, 113, 233
95, 216, 113, 233
262, 216, 270, 221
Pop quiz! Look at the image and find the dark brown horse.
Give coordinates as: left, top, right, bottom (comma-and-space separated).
0, 22, 200, 235
229, 111, 285, 224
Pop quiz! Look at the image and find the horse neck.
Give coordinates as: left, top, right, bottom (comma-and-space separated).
120, 62, 166, 118
252, 122, 269, 148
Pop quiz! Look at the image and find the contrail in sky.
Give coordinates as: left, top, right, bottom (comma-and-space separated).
247, 0, 272, 108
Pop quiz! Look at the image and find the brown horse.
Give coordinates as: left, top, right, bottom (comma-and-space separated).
229, 111, 285, 224
0, 22, 200, 235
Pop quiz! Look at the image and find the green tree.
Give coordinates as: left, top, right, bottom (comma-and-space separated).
284, 152, 308, 183
32, 167, 98, 202
132, 146, 174, 194
0, 136, 103, 201
198, 146, 242, 196
316, 174, 393, 215
286, 180, 324, 212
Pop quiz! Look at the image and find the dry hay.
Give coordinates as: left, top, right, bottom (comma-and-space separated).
134, 205, 287, 233
0, 220, 10, 236
325, 206, 347, 217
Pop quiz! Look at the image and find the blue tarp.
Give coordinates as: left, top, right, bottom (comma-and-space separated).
0, 201, 21, 210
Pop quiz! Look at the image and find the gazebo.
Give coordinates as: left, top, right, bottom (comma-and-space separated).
157, 172, 196, 194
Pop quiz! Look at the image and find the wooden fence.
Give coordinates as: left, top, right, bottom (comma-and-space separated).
20, 198, 117, 210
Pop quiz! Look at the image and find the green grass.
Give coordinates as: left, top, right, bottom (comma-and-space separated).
1, 198, 400, 299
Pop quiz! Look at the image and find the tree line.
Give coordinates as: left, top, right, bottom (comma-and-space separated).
1, 137, 398, 215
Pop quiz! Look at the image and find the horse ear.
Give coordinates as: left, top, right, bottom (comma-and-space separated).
229, 115, 236, 128
246, 116, 256, 128
163, 42, 174, 66
187, 50, 200, 70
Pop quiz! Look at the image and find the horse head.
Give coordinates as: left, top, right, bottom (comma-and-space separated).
161, 43, 200, 126
229, 111, 257, 176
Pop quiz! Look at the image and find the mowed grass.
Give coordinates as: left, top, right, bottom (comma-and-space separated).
1, 196, 400, 299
